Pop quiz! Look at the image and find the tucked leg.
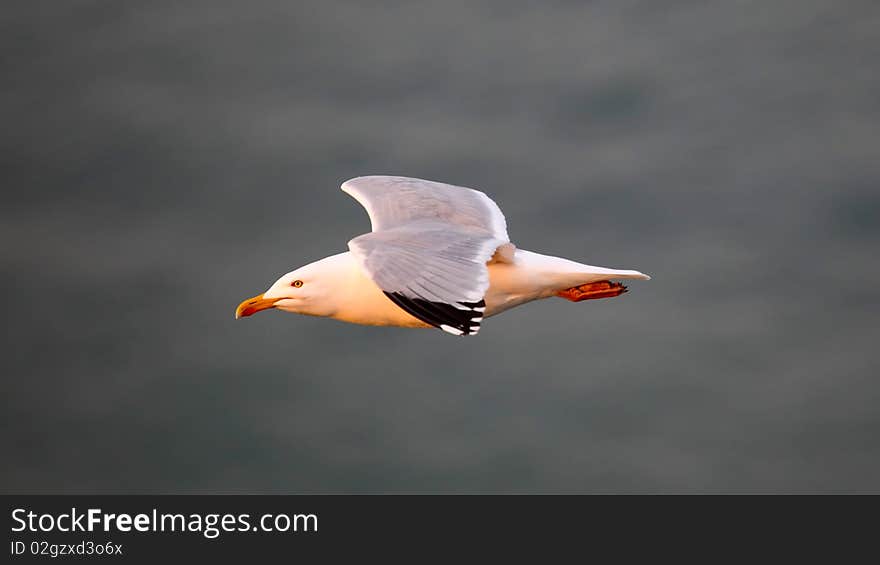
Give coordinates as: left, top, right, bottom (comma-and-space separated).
556, 280, 628, 302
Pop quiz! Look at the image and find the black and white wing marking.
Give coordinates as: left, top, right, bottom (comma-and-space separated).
342, 176, 510, 336
383, 293, 485, 336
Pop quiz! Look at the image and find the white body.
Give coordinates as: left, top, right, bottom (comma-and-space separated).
266, 248, 649, 329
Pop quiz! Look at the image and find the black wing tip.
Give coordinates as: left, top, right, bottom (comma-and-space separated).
383, 292, 484, 336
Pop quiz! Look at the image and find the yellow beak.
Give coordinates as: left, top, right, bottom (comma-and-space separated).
235, 293, 280, 319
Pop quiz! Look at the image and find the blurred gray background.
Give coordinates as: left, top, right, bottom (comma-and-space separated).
3, 0, 879, 493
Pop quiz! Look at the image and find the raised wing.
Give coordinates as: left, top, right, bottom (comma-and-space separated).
341, 176, 509, 241
342, 176, 511, 336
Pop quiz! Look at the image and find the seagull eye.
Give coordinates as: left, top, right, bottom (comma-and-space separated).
292, 280, 303, 288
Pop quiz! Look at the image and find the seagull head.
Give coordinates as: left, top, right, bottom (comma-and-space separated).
235, 261, 332, 319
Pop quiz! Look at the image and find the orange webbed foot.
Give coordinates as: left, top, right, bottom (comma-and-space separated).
556, 280, 628, 302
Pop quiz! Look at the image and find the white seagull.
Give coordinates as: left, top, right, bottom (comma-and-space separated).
235, 176, 650, 336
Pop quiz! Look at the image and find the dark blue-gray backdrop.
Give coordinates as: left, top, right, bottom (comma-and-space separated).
4, 0, 879, 492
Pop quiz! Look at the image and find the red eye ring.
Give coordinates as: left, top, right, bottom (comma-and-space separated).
292, 280, 303, 288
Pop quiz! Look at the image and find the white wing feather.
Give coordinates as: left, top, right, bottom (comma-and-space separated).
342, 175, 510, 316
342, 176, 509, 241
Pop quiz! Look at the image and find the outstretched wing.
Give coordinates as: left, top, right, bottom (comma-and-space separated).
342, 176, 509, 240
342, 176, 510, 336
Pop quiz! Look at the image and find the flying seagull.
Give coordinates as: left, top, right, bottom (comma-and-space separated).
235, 176, 650, 336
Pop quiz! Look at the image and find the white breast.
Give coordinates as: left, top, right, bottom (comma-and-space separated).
329, 253, 432, 328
